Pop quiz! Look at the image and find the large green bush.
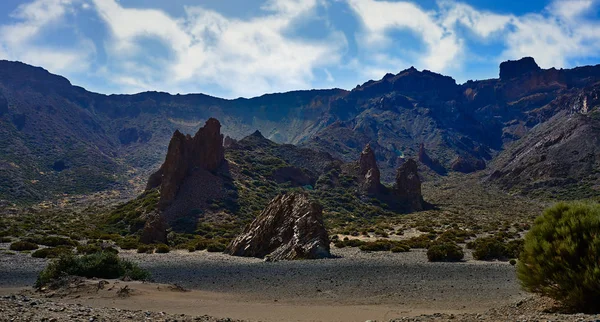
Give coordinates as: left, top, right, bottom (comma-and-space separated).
36, 252, 150, 288
517, 202, 600, 312
10, 241, 38, 251
427, 242, 464, 262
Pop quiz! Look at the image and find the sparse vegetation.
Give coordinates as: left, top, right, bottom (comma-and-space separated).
518, 202, 600, 312
427, 242, 464, 262
10, 241, 38, 251
35, 252, 150, 288
32, 247, 72, 259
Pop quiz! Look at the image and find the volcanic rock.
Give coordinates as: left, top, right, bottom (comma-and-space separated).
358, 144, 382, 194
146, 118, 225, 209
139, 212, 168, 244
227, 192, 330, 261
450, 156, 486, 173
417, 143, 446, 174
499, 57, 541, 80
394, 159, 424, 211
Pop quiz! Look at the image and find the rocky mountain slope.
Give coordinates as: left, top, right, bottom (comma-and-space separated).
3, 57, 600, 203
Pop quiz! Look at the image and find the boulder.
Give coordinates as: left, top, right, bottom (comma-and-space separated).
147, 118, 225, 208
358, 144, 382, 194
227, 192, 330, 260
394, 159, 424, 211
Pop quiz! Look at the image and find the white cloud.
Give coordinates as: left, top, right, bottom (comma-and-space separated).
346, 0, 510, 75
0, 0, 95, 74
91, 0, 346, 97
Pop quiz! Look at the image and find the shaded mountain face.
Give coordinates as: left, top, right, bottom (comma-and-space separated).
3, 57, 600, 203
488, 85, 600, 199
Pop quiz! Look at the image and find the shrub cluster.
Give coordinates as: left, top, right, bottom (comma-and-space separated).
468, 237, 523, 261
334, 238, 410, 252
10, 241, 39, 251
32, 247, 72, 259
517, 202, 600, 313
155, 244, 170, 253
427, 242, 464, 262
35, 252, 150, 288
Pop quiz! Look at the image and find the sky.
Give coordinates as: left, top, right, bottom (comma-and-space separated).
1, 0, 600, 99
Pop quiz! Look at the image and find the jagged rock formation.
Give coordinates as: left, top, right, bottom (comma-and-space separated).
227, 192, 330, 260
139, 212, 168, 244
417, 143, 446, 174
146, 118, 225, 209
394, 159, 423, 211
358, 144, 382, 194
499, 57, 541, 80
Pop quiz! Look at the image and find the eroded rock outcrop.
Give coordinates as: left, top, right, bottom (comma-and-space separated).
499, 57, 541, 80
417, 143, 446, 174
227, 192, 330, 261
394, 159, 424, 211
358, 144, 382, 194
146, 118, 225, 209
139, 212, 168, 244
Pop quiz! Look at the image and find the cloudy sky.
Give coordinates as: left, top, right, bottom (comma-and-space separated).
0, 0, 599, 98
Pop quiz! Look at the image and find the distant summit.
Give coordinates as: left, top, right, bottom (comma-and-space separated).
499, 57, 541, 80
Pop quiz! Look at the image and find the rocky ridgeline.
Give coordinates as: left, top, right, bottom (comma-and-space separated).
146, 118, 225, 209
227, 192, 330, 261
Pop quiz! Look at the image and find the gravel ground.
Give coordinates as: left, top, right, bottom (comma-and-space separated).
0, 294, 241, 322
2, 244, 599, 321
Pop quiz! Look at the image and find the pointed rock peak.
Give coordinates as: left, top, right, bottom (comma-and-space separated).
395, 158, 423, 211
499, 57, 541, 79
250, 129, 265, 138
147, 118, 225, 209
359, 144, 381, 194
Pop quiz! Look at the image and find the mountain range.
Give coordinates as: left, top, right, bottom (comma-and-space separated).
1, 57, 600, 204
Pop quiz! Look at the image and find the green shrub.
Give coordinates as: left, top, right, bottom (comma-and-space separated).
517, 202, 600, 312
137, 245, 154, 254
155, 244, 170, 253
32, 247, 72, 259
36, 252, 150, 288
427, 242, 464, 262
1, 237, 12, 243
76, 244, 102, 255
406, 235, 431, 249
391, 245, 410, 253
10, 241, 39, 251
509, 259, 517, 266
470, 237, 507, 260
37, 236, 78, 247
206, 242, 226, 252
117, 237, 139, 250
505, 239, 524, 259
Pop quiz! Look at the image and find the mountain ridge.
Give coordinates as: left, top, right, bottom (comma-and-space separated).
2, 57, 600, 203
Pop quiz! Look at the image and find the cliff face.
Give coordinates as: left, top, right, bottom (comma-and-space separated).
147, 118, 225, 209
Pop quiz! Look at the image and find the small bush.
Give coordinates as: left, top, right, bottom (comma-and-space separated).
406, 235, 431, 249
505, 239, 524, 259
470, 237, 507, 260
32, 247, 72, 259
137, 245, 154, 254
518, 202, 600, 312
117, 237, 139, 250
509, 259, 517, 266
1, 237, 12, 243
391, 245, 410, 253
36, 252, 150, 288
37, 236, 78, 247
77, 244, 102, 255
427, 242, 464, 262
155, 244, 170, 253
10, 241, 39, 251
206, 242, 226, 253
